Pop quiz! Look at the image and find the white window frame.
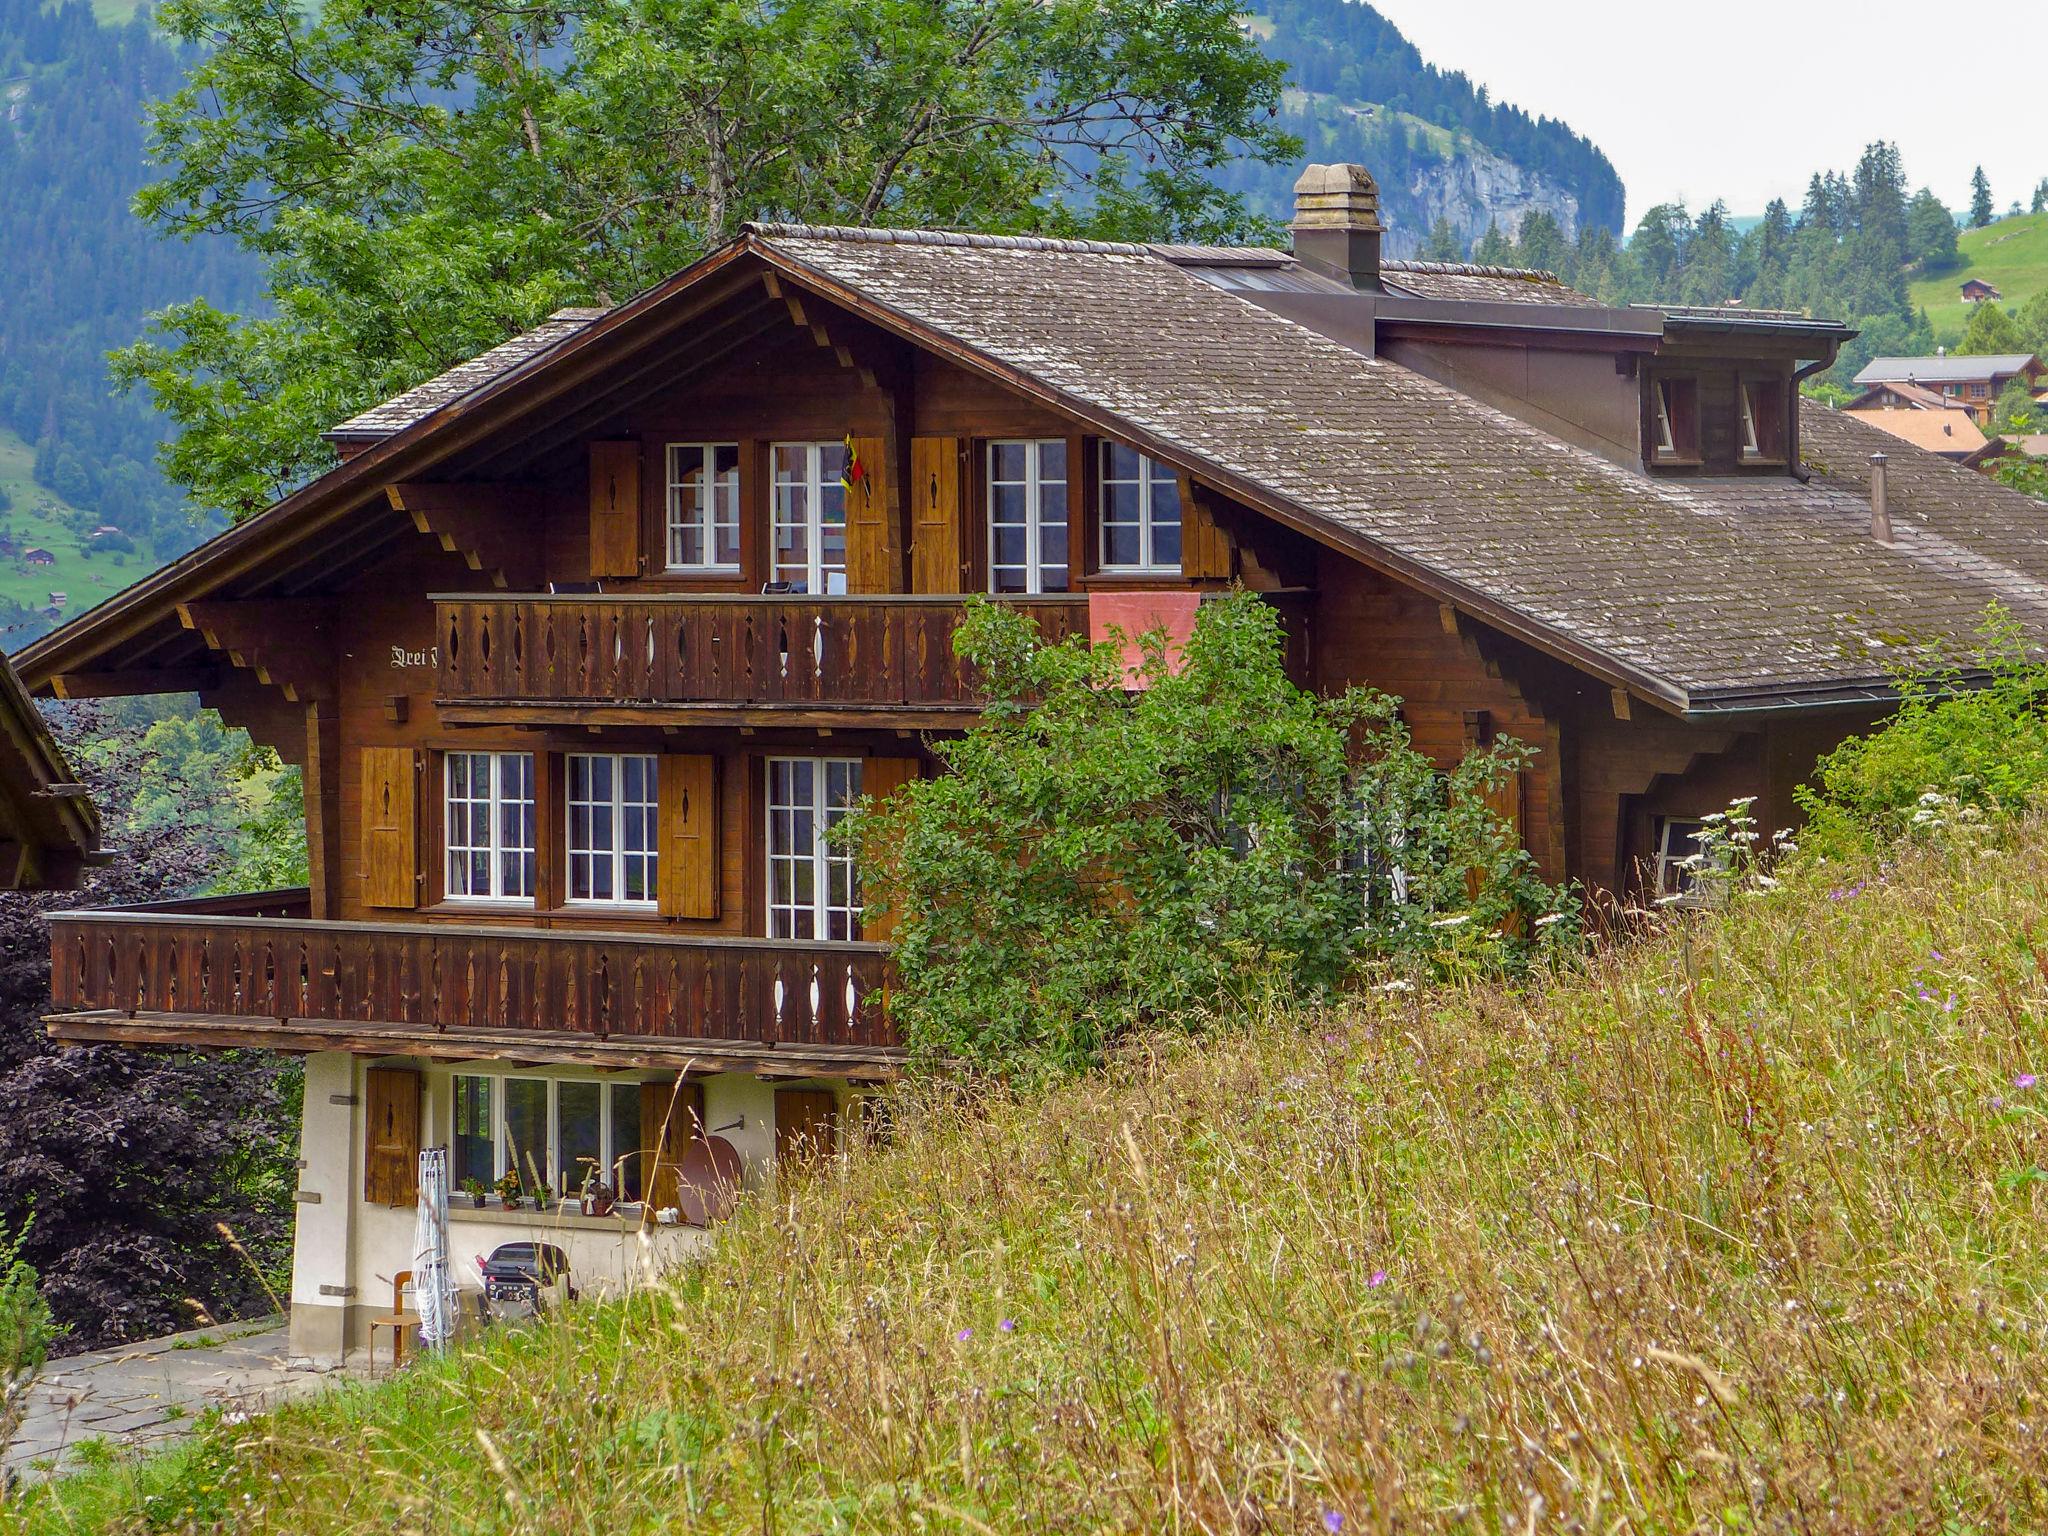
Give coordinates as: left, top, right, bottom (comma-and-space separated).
765, 756, 862, 941
1738, 386, 1760, 456
452, 1071, 649, 1199
1097, 443, 1182, 575
1654, 817, 1711, 904
665, 442, 741, 572
1652, 380, 1678, 456
443, 751, 536, 904
987, 439, 1070, 594
565, 753, 660, 908
770, 441, 849, 594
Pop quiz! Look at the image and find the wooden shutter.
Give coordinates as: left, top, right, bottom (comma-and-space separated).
774, 1088, 839, 1166
363, 1067, 421, 1207
588, 440, 643, 578
909, 436, 962, 593
858, 756, 919, 944
640, 1078, 703, 1213
657, 753, 719, 919
1176, 475, 1235, 581
843, 434, 899, 594
360, 746, 417, 910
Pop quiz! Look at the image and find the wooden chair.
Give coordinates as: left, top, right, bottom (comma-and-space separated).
367, 1269, 420, 1373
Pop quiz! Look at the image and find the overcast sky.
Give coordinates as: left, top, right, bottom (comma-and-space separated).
1363, 0, 2042, 228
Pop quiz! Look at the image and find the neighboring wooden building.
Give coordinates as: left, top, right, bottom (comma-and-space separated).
1853, 353, 2045, 424
22, 162, 2048, 1362
1841, 405, 1989, 460
0, 655, 98, 890
1961, 278, 2003, 303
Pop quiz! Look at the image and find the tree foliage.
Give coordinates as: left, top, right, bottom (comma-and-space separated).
1970, 165, 1994, 229
1958, 297, 2028, 356
0, 705, 301, 1353
846, 594, 1575, 1079
117, 0, 1294, 519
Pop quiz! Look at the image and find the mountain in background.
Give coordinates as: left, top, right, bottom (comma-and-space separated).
1214, 0, 1625, 256
0, 0, 261, 640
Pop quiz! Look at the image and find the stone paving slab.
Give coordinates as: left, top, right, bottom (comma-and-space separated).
5, 1316, 360, 1481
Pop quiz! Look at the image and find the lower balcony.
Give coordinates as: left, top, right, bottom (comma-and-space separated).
46, 891, 899, 1077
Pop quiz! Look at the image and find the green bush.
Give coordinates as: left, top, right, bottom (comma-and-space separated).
0, 1218, 55, 1461
1797, 605, 2048, 857
845, 592, 1575, 1078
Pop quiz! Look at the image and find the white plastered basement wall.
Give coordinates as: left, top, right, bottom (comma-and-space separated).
286, 1052, 847, 1364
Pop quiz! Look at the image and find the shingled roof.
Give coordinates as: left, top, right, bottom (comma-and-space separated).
749, 224, 2048, 709
326, 308, 609, 442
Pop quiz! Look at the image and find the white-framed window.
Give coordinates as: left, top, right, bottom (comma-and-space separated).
1653, 817, 1711, 903
566, 753, 659, 906
666, 443, 741, 571
1652, 380, 1677, 455
444, 751, 536, 902
988, 439, 1069, 593
1738, 387, 1759, 456
1098, 442, 1181, 574
771, 441, 849, 593
766, 756, 861, 940
451, 1071, 647, 1201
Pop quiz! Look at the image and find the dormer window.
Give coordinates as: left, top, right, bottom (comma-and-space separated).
1649, 377, 1699, 464
1740, 378, 1787, 462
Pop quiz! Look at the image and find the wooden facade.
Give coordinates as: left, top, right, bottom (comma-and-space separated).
21, 218, 1897, 1072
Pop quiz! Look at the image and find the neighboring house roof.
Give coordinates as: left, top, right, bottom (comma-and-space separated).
0, 654, 98, 889
326, 308, 611, 442
1380, 259, 1598, 306
1842, 407, 1989, 456
1854, 353, 2041, 386
1847, 379, 1969, 412
21, 225, 2048, 720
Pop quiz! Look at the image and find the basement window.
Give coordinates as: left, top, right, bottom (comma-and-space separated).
1653, 817, 1711, 903
1650, 377, 1700, 464
455, 1071, 647, 1201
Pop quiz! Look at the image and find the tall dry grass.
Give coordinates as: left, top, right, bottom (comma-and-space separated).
16, 825, 2048, 1534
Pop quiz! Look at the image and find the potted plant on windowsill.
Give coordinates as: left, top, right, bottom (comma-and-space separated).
531, 1182, 553, 1213
461, 1178, 488, 1210
495, 1171, 522, 1211
580, 1169, 615, 1219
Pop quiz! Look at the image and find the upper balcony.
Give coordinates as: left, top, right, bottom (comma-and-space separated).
47, 892, 898, 1078
431, 593, 1089, 727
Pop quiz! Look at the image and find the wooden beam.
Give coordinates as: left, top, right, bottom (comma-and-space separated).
178, 599, 339, 703
1610, 687, 1632, 721
303, 700, 343, 921
385, 483, 546, 589
48, 667, 222, 699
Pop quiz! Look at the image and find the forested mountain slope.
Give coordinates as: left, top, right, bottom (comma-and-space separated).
0, 0, 260, 621
1214, 0, 1625, 254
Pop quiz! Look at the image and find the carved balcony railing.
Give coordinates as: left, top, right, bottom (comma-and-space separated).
48, 898, 895, 1055
431, 594, 1090, 718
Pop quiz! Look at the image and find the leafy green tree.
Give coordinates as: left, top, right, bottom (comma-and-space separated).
117, 0, 1295, 520
846, 594, 1575, 1078
1970, 165, 1994, 228
1511, 208, 1567, 276
1957, 299, 2028, 356
1420, 215, 1462, 261
0, 1218, 53, 1450
2014, 289, 2048, 355
2033, 178, 2048, 215
1906, 188, 1960, 271
1991, 375, 2039, 435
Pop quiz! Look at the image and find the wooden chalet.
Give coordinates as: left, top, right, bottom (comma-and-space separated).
19, 162, 2048, 1361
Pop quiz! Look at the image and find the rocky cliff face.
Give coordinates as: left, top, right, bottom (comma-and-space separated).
1387, 148, 1582, 258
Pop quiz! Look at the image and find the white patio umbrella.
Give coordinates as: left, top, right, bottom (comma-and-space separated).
412, 1147, 457, 1350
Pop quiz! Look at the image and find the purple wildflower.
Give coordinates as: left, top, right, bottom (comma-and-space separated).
956, 1328, 973, 1342
1368, 1269, 1387, 1288
1323, 1512, 1345, 1534
2018, 1073, 2039, 1091
999, 1318, 1016, 1333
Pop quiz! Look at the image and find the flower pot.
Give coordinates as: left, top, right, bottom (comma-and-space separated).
469, 1194, 486, 1209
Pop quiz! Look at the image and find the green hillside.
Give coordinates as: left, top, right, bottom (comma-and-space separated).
1910, 209, 2048, 342
0, 426, 157, 651
22, 820, 2048, 1531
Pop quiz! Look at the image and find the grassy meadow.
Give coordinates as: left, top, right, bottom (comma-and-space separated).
1910, 209, 2048, 343
0, 427, 155, 648
13, 818, 2048, 1533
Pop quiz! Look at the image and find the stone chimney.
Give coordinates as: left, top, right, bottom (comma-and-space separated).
1870, 453, 1894, 544
1291, 163, 1383, 291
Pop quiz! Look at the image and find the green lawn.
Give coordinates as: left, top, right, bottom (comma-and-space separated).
1909, 209, 2048, 343
0, 427, 156, 652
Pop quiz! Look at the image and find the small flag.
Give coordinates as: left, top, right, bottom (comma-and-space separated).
841, 433, 868, 499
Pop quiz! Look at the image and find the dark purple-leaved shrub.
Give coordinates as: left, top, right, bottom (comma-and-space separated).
0, 704, 299, 1353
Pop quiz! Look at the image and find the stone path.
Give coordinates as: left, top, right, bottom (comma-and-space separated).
5, 1317, 355, 1479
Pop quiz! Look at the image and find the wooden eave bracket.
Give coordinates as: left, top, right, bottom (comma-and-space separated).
177, 599, 339, 703
385, 483, 544, 590
762, 270, 879, 391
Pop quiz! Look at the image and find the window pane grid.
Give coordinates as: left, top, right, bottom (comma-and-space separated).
456, 1072, 650, 1199
567, 753, 659, 906
666, 443, 741, 571
989, 439, 1069, 594
767, 756, 862, 940
1098, 443, 1181, 573
446, 752, 535, 902
772, 442, 849, 594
